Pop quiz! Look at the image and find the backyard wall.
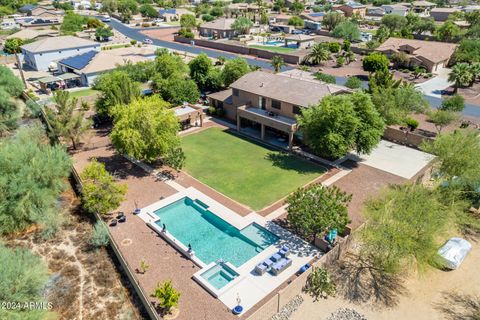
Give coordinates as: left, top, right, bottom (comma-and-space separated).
174, 36, 306, 64
383, 126, 434, 149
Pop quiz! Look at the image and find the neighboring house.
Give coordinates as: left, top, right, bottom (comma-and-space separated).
1, 19, 18, 30
285, 0, 315, 8
381, 4, 409, 16
57, 46, 156, 86
228, 3, 261, 14
463, 5, 480, 13
18, 4, 36, 14
430, 7, 461, 21
199, 18, 238, 39
301, 12, 326, 23
411, 1, 436, 16
269, 14, 293, 24
72, 0, 95, 10
158, 8, 192, 22
207, 70, 350, 149
333, 2, 367, 17
21, 36, 100, 71
28, 6, 64, 19
376, 37, 457, 72
6, 28, 57, 41
284, 34, 315, 49
366, 6, 386, 17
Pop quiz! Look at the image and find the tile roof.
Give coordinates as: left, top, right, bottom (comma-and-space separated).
376, 37, 457, 64
230, 71, 349, 107
200, 18, 236, 30
412, 0, 436, 6
21, 36, 98, 53
6, 28, 57, 40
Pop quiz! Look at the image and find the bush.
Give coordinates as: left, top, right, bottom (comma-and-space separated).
315, 72, 336, 84
305, 267, 336, 299
130, 40, 137, 45
90, 220, 109, 247
405, 117, 419, 131
202, 14, 214, 22
440, 94, 465, 112
328, 42, 341, 53
152, 280, 180, 313
288, 16, 304, 27
178, 28, 194, 39
345, 76, 362, 89
363, 52, 389, 72
208, 106, 216, 115
336, 56, 346, 67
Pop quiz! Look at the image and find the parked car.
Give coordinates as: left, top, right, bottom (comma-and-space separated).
143, 38, 153, 45
101, 15, 111, 22
291, 29, 303, 34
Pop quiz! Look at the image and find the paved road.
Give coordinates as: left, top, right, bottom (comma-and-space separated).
104, 18, 480, 118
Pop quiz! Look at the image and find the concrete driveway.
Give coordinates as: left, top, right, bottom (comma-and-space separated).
347, 140, 435, 179
415, 67, 452, 99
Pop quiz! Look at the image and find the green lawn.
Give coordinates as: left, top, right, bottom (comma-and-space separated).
68, 88, 99, 99
248, 45, 298, 53
181, 128, 326, 211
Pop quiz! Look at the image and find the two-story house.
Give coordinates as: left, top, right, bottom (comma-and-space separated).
21, 36, 100, 71
208, 71, 350, 149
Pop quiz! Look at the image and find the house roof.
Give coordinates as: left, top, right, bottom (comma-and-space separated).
18, 4, 36, 12
57, 46, 156, 74
381, 4, 408, 10
284, 34, 315, 42
200, 18, 236, 30
377, 37, 457, 64
431, 7, 460, 13
6, 28, 57, 40
344, 2, 365, 8
412, 0, 436, 6
207, 89, 233, 102
230, 71, 349, 107
21, 36, 98, 53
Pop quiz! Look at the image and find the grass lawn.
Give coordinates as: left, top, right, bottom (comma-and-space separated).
248, 44, 298, 53
181, 127, 326, 211
68, 88, 99, 99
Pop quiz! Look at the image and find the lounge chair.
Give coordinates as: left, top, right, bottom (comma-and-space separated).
271, 258, 292, 276
279, 245, 290, 258
255, 263, 267, 275
118, 215, 126, 223
271, 253, 282, 262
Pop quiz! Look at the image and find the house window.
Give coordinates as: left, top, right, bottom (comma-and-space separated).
233, 88, 239, 97
39, 53, 43, 56
293, 105, 302, 115
58, 51, 62, 53
271, 99, 281, 109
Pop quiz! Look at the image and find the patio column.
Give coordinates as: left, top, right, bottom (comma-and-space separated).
199, 113, 203, 127
288, 131, 294, 150
236, 115, 241, 131
261, 124, 265, 140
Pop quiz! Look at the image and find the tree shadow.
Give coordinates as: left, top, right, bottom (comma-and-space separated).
264, 152, 324, 175
434, 292, 480, 320
328, 253, 406, 308
93, 154, 150, 180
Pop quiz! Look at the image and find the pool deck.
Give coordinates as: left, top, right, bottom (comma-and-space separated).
138, 187, 319, 313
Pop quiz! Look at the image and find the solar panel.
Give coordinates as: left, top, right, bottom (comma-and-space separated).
159, 9, 176, 15
58, 50, 98, 71
309, 12, 325, 17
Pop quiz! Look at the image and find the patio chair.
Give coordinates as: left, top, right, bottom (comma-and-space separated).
279, 245, 290, 258
271, 253, 282, 262
109, 219, 118, 227
118, 215, 126, 223
255, 263, 267, 275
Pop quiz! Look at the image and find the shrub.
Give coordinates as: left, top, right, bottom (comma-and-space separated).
305, 267, 336, 299
440, 94, 465, 112
405, 117, 419, 131
208, 106, 216, 115
363, 52, 389, 72
288, 16, 304, 27
202, 14, 214, 22
328, 42, 341, 53
345, 76, 362, 89
178, 28, 194, 39
315, 72, 336, 84
90, 221, 109, 247
152, 280, 180, 313
130, 40, 137, 45
336, 56, 346, 67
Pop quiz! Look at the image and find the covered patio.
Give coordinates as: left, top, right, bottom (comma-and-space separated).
284, 34, 315, 49
236, 105, 298, 150
38, 73, 81, 93
173, 103, 204, 130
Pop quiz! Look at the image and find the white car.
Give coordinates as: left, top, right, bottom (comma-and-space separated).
143, 38, 153, 45
101, 15, 111, 22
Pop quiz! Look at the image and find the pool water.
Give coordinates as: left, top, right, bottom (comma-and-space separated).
154, 197, 279, 267
201, 263, 239, 289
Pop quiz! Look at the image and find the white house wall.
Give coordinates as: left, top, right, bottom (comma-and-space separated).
22, 45, 100, 71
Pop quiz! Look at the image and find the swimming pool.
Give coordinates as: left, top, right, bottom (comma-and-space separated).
153, 197, 279, 267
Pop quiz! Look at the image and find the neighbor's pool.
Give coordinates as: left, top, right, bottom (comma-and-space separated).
200, 262, 239, 290
153, 197, 279, 267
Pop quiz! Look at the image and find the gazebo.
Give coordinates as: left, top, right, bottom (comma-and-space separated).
38, 73, 81, 92
173, 103, 204, 130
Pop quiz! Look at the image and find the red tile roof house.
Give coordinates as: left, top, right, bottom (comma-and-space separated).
376, 37, 458, 73
207, 70, 351, 149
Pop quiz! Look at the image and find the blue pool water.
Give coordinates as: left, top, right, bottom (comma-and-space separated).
154, 197, 279, 267
201, 263, 239, 289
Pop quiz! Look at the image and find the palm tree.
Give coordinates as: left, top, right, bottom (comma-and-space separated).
302, 43, 330, 66
448, 63, 474, 92
271, 55, 286, 73
469, 62, 480, 84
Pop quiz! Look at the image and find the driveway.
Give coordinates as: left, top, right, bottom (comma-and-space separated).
416, 75, 452, 99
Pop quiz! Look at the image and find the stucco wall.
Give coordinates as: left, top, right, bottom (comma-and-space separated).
233, 89, 301, 119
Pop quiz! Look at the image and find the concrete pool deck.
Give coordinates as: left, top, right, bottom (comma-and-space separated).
138, 187, 320, 313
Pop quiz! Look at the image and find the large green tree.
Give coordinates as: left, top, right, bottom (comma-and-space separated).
302, 43, 330, 66
60, 12, 88, 34
448, 63, 473, 92
0, 126, 71, 235
93, 70, 140, 116
363, 52, 389, 73
361, 184, 454, 274
231, 16, 253, 35
454, 39, 480, 64
221, 58, 250, 87
188, 52, 213, 91
153, 74, 200, 105
436, 20, 461, 42
0, 245, 50, 319
117, 0, 138, 22
80, 159, 128, 215
381, 14, 407, 32
287, 184, 351, 241
46, 90, 91, 150
322, 12, 345, 31
180, 13, 196, 28
0, 65, 24, 134
110, 96, 185, 168
332, 21, 360, 41
298, 92, 384, 159
3, 38, 24, 54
